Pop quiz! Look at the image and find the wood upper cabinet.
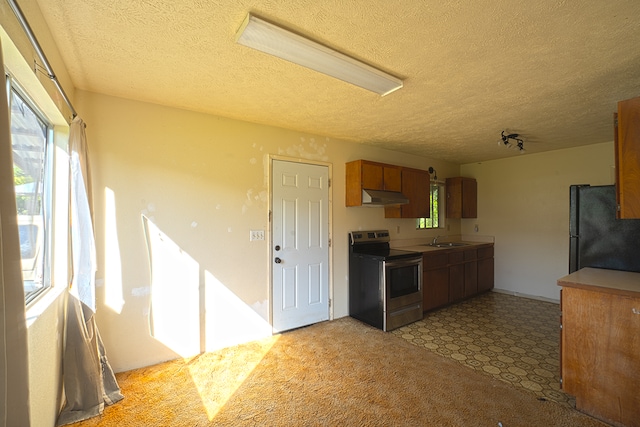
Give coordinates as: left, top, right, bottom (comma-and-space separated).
385, 167, 431, 218
346, 160, 402, 206
615, 95, 640, 218
446, 177, 477, 218
346, 160, 430, 213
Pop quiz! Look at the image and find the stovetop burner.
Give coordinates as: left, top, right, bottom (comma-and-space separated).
349, 230, 421, 261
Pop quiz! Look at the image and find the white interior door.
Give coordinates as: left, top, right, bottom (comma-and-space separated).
272, 159, 329, 333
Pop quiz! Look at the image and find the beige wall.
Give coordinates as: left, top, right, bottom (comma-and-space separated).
461, 142, 615, 301
77, 90, 461, 372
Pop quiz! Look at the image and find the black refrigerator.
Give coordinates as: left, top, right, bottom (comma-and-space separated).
569, 185, 640, 273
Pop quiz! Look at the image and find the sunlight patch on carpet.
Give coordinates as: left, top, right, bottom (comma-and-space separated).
186, 334, 280, 420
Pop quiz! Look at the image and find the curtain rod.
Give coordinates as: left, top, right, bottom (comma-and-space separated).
6, 0, 77, 119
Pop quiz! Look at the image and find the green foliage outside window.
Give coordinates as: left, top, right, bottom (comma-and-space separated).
417, 183, 442, 229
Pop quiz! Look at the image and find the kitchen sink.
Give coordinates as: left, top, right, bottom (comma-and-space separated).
424, 242, 469, 248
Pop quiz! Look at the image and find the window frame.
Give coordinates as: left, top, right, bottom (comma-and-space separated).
7, 73, 55, 304
417, 180, 444, 229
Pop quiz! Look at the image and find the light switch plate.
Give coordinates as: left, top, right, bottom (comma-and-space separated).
250, 230, 265, 241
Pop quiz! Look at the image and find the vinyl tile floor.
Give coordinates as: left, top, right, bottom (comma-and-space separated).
391, 291, 575, 407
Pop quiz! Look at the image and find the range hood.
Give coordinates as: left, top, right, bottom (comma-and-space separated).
361, 189, 410, 206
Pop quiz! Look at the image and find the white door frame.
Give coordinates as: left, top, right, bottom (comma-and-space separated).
269, 155, 333, 331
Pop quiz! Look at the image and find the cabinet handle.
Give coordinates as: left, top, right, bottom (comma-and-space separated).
633, 308, 640, 315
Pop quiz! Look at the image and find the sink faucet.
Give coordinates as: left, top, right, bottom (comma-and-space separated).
432, 235, 441, 245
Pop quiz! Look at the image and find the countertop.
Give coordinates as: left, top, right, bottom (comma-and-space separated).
397, 241, 494, 254
557, 267, 640, 297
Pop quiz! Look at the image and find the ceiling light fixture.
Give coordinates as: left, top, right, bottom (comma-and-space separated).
235, 14, 404, 96
499, 131, 526, 153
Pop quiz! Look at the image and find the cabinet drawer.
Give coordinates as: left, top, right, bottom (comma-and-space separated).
448, 251, 464, 264
478, 246, 494, 259
464, 249, 477, 261
423, 252, 448, 269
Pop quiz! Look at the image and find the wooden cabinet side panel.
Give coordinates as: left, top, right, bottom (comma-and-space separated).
562, 287, 640, 427
346, 161, 363, 206
617, 96, 640, 218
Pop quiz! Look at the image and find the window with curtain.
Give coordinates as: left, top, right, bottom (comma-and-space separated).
417, 182, 444, 229
7, 75, 53, 303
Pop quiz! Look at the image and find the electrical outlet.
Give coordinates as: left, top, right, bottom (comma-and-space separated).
474, 224, 479, 232
250, 230, 265, 241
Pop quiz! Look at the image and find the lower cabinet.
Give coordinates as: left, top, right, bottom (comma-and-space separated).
423, 252, 449, 311
477, 246, 494, 293
423, 244, 493, 312
559, 276, 640, 427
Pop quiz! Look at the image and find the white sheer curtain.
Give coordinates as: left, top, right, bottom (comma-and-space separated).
56, 117, 123, 426
0, 39, 31, 427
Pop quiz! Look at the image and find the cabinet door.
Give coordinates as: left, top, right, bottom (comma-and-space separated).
383, 166, 402, 192
423, 253, 449, 311
616, 96, 640, 218
362, 162, 384, 190
446, 178, 463, 218
446, 177, 477, 218
562, 287, 640, 426
477, 252, 494, 293
424, 267, 449, 310
402, 168, 430, 218
449, 264, 464, 302
464, 249, 478, 298
385, 167, 430, 218
462, 179, 477, 218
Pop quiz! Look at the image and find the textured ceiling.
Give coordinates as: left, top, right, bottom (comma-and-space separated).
34, 0, 640, 164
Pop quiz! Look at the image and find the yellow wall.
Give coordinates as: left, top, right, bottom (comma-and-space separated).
461, 142, 615, 301
77, 90, 460, 372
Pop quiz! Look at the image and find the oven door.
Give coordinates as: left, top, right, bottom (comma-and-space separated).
383, 256, 423, 330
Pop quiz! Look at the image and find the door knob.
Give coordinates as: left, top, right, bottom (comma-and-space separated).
275, 257, 282, 264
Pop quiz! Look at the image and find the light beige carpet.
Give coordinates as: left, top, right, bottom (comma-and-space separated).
71, 317, 607, 426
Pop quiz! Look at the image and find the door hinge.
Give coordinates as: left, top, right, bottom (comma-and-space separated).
329, 298, 332, 308
328, 238, 332, 247
328, 178, 331, 187
269, 210, 272, 222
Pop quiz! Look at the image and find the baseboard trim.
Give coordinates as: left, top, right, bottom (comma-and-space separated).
491, 288, 559, 304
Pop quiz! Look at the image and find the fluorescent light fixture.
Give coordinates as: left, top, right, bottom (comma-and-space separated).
235, 14, 403, 96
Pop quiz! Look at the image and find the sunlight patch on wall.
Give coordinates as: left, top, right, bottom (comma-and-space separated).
104, 187, 124, 313
204, 270, 272, 352
143, 216, 200, 357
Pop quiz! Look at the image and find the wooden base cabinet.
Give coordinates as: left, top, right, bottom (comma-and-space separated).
477, 246, 494, 293
423, 252, 449, 311
423, 244, 493, 312
558, 268, 640, 427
